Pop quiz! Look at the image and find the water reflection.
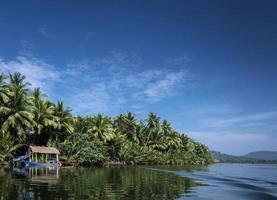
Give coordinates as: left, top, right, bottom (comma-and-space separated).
13, 167, 59, 184
0, 167, 199, 200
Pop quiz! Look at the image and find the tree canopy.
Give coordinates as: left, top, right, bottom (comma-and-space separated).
0, 72, 213, 166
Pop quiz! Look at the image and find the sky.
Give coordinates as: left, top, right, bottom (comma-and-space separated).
0, 0, 277, 155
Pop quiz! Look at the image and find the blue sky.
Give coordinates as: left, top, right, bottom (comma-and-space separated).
0, 0, 277, 155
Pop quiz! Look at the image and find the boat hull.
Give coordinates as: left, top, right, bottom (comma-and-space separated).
23, 161, 58, 168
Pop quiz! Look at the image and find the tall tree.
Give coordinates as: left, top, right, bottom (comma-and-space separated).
53, 101, 74, 142
0, 74, 9, 104
0, 74, 10, 127
88, 114, 115, 144
0, 73, 33, 141
31, 88, 58, 145
144, 112, 161, 146
73, 116, 93, 134
114, 112, 137, 141
161, 120, 172, 136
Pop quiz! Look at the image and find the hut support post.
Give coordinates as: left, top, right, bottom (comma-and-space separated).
56, 154, 59, 164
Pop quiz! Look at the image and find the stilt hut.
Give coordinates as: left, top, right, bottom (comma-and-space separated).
28, 146, 60, 165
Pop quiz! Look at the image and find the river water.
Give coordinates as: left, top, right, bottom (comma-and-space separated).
0, 164, 276, 200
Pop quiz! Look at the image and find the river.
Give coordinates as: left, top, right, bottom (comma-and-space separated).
0, 164, 276, 199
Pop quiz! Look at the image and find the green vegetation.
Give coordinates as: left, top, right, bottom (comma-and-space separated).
211, 151, 277, 164
0, 72, 213, 166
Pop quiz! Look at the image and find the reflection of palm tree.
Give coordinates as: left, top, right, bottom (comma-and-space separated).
88, 114, 115, 144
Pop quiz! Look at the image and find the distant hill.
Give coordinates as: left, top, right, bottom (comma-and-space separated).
210, 151, 277, 164
244, 151, 277, 161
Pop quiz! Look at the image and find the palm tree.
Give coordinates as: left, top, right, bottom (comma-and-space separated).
31, 88, 58, 145
53, 101, 74, 142
88, 114, 115, 144
144, 112, 160, 146
135, 122, 146, 144
161, 134, 183, 153
147, 112, 160, 130
8, 72, 30, 92
114, 112, 137, 141
108, 130, 126, 161
0, 74, 10, 127
0, 73, 9, 104
73, 116, 93, 134
161, 120, 172, 136
0, 73, 34, 141
0, 131, 23, 162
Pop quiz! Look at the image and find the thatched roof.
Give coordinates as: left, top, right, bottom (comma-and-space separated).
29, 146, 60, 154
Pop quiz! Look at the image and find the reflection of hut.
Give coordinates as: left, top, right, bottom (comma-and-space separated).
28, 167, 60, 184
28, 146, 60, 163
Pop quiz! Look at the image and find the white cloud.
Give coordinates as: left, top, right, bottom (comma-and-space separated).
0, 52, 191, 115
203, 111, 277, 128
0, 56, 60, 94
190, 104, 238, 115
66, 52, 190, 114
167, 55, 191, 66
72, 84, 111, 114
143, 71, 186, 101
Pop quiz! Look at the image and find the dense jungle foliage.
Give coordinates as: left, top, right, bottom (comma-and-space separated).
0, 72, 213, 166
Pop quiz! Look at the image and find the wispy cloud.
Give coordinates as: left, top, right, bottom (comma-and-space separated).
203, 111, 277, 128
176, 102, 277, 154
37, 25, 54, 38
72, 84, 111, 114
131, 70, 187, 102
0, 52, 191, 115
167, 55, 191, 66
0, 55, 60, 94
65, 52, 191, 114
190, 104, 238, 115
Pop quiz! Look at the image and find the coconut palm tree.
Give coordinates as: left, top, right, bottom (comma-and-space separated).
147, 112, 160, 130
0, 73, 9, 104
0, 73, 33, 141
114, 112, 137, 141
144, 112, 161, 146
135, 122, 147, 145
88, 114, 115, 144
108, 130, 126, 161
0, 131, 23, 162
31, 88, 58, 145
53, 101, 74, 142
161, 120, 172, 136
0, 74, 10, 127
73, 116, 93, 134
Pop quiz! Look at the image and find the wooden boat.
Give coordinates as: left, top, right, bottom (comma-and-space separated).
23, 161, 59, 168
